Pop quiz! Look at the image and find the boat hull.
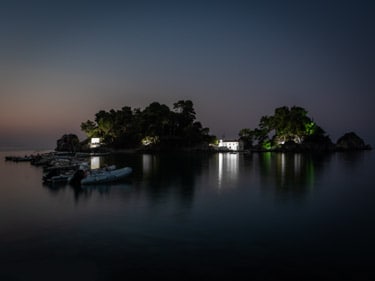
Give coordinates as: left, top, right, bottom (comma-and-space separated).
81, 167, 132, 185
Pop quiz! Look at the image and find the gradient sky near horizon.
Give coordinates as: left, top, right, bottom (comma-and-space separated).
0, 0, 374, 149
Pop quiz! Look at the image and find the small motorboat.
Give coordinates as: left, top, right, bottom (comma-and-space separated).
5, 156, 33, 162
44, 174, 72, 185
43, 169, 75, 185
70, 167, 132, 185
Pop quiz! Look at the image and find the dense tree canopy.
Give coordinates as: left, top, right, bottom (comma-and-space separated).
81, 100, 215, 149
239, 106, 327, 150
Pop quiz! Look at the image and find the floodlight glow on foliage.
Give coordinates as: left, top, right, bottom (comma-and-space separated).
305, 122, 316, 135
142, 136, 159, 146
262, 140, 272, 150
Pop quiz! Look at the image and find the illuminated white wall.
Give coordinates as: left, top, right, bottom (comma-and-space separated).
218, 139, 243, 151
90, 137, 101, 148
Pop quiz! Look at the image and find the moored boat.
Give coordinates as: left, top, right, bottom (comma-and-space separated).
4, 155, 33, 162
69, 166, 132, 186
44, 174, 73, 185
81, 167, 132, 185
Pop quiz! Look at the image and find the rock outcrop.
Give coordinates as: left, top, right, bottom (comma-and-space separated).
336, 132, 371, 151
55, 134, 81, 152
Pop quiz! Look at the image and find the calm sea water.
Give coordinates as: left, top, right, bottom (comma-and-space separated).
0, 150, 374, 280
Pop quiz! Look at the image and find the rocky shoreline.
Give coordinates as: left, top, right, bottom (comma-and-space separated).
54, 131, 371, 154
250, 132, 372, 153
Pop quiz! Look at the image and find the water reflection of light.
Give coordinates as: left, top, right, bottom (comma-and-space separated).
91, 156, 100, 170
273, 153, 316, 190
294, 154, 301, 174
142, 154, 152, 175
306, 160, 315, 188
277, 154, 304, 177
218, 153, 239, 189
280, 153, 286, 185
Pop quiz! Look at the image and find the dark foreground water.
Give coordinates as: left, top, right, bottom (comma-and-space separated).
1, 150, 374, 280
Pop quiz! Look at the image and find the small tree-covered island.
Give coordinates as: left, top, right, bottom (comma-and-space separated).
239, 106, 371, 152
79, 100, 216, 151
56, 102, 371, 153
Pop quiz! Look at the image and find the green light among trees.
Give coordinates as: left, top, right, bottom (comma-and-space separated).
239, 106, 326, 151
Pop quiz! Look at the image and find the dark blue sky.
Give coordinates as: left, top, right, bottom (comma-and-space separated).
0, 0, 374, 148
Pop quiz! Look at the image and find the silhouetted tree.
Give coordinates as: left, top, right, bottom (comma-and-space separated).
80, 100, 215, 149
239, 128, 254, 149
81, 120, 98, 138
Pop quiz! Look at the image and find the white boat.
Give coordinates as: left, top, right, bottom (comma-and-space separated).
81, 167, 132, 185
